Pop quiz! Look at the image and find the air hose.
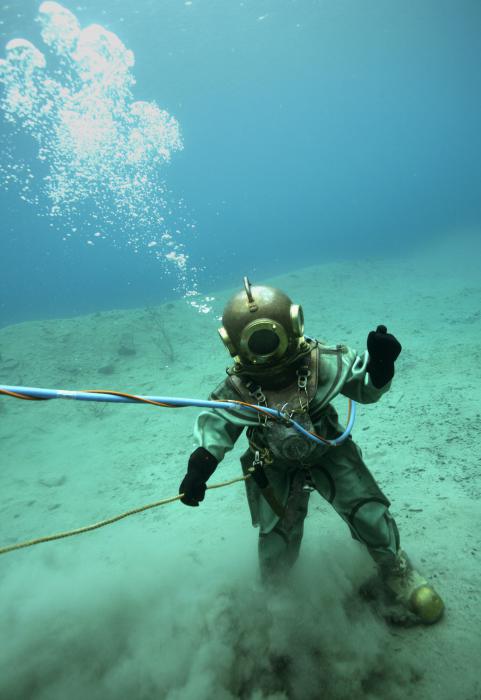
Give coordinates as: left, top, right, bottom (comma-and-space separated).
0, 384, 356, 555
0, 384, 356, 446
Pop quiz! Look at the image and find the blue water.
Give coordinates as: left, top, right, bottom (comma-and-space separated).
1, 0, 481, 326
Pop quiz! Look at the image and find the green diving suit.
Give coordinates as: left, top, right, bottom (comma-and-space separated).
179, 277, 445, 625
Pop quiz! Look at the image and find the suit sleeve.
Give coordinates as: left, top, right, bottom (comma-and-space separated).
340, 348, 392, 404
192, 378, 253, 463
193, 410, 245, 462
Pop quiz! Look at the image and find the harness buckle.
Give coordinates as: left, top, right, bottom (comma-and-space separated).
297, 366, 310, 390
302, 470, 316, 492
252, 449, 262, 467
254, 388, 266, 403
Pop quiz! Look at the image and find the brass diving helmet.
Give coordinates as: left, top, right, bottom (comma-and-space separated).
218, 277, 310, 378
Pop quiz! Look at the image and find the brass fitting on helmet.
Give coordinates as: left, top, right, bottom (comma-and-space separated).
218, 277, 308, 375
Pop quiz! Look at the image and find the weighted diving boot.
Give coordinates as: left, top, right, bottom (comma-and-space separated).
381, 548, 445, 625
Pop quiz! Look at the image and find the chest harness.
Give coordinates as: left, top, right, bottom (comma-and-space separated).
228, 344, 322, 499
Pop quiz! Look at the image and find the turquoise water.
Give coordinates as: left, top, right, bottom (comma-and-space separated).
1, 4, 481, 700
1, 0, 480, 325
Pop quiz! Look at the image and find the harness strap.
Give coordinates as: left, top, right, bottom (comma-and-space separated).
247, 450, 286, 518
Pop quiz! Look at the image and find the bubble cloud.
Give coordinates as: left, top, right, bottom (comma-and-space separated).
0, 2, 210, 308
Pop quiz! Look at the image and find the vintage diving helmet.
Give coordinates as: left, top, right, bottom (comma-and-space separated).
218, 276, 311, 380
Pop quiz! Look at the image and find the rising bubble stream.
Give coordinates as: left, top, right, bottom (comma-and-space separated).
0, 1, 213, 312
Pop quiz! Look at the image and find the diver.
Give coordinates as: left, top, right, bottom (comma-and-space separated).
178, 277, 445, 625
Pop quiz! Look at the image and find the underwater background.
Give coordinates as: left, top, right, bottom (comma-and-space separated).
1, 2, 481, 700
1, 0, 481, 325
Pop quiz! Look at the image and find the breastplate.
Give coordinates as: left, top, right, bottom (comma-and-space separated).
264, 408, 318, 461
227, 345, 320, 462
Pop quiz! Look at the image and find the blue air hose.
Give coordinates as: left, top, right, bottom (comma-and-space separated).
0, 384, 356, 446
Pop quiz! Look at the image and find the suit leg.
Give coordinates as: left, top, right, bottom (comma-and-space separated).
310, 437, 400, 571
258, 468, 310, 585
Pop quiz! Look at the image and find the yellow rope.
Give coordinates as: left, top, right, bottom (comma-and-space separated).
0, 474, 250, 556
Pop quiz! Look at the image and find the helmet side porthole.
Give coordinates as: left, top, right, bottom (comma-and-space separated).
218, 327, 237, 356
290, 304, 304, 337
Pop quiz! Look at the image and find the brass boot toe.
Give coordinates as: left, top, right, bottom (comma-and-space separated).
410, 585, 445, 624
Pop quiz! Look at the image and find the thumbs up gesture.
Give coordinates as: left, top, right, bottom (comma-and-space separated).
366, 325, 402, 388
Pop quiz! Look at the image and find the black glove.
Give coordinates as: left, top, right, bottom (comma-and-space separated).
366, 325, 402, 389
179, 447, 218, 507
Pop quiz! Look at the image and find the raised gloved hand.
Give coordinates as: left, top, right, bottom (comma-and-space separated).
179, 447, 218, 506
366, 325, 402, 389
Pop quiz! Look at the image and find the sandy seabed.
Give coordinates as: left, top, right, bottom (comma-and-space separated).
0, 232, 480, 700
